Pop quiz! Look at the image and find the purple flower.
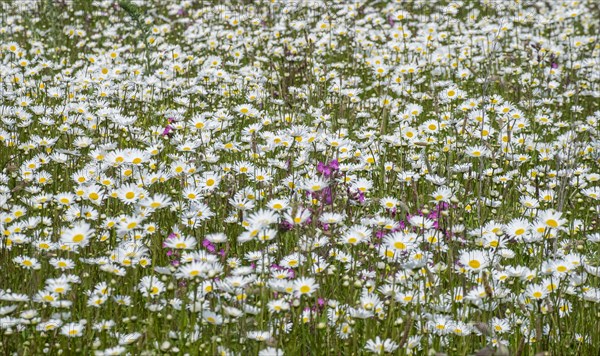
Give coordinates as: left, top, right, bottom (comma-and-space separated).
392, 221, 405, 232
271, 263, 283, 270
357, 190, 365, 203
329, 159, 339, 170
202, 239, 216, 253
279, 220, 293, 231
287, 269, 296, 279
317, 160, 339, 179
162, 125, 173, 136
317, 161, 327, 174
323, 187, 333, 205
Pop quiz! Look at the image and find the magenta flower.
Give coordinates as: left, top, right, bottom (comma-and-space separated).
202, 239, 216, 253
162, 125, 173, 136
387, 15, 395, 27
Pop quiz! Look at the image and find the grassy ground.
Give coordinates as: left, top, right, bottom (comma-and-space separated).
0, 0, 599, 355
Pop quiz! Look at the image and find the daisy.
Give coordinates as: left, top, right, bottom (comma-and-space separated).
137, 276, 165, 298
84, 185, 105, 205
92, 320, 116, 332
60, 221, 94, 248
247, 209, 279, 229
247, 330, 272, 341
118, 216, 143, 233
164, 235, 197, 250
581, 187, 600, 200
301, 176, 329, 192
259, 348, 284, 356
293, 277, 319, 297
537, 209, 566, 229
182, 186, 202, 201
117, 332, 143, 345
199, 172, 221, 191
113, 295, 132, 307
384, 231, 415, 253
115, 183, 145, 205
319, 212, 345, 224
459, 250, 489, 272
504, 218, 530, 240
229, 195, 255, 211
34, 290, 59, 303
37, 319, 63, 332
465, 145, 491, 158
341, 225, 371, 245
525, 283, 547, 300
45, 278, 71, 295
283, 209, 311, 226
61, 322, 85, 337
440, 86, 463, 101
176, 262, 209, 279
351, 178, 373, 193
267, 299, 290, 313
550, 260, 571, 275
408, 215, 435, 229
267, 198, 289, 211
380, 196, 399, 210
364, 337, 399, 354
520, 196, 539, 209
49, 257, 75, 270
428, 315, 452, 335
256, 228, 277, 242
55, 192, 75, 207
205, 233, 227, 243
430, 186, 453, 203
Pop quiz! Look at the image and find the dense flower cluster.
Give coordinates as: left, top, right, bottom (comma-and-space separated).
0, 0, 599, 354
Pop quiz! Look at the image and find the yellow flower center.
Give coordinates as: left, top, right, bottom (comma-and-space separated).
394, 242, 406, 250
468, 260, 481, 269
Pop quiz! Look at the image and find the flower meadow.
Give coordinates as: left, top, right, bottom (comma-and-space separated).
1, 0, 600, 354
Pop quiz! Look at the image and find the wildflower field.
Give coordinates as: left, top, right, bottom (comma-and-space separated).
1, 0, 600, 354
